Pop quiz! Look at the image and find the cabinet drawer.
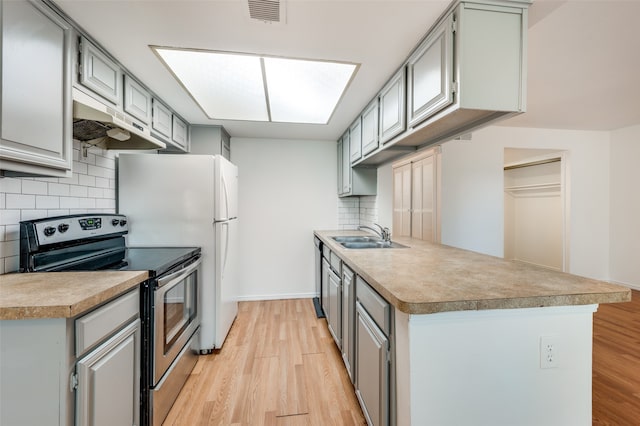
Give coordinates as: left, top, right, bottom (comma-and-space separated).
76, 288, 139, 356
330, 251, 342, 274
322, 245, 330, 259
356, 277, 390, 335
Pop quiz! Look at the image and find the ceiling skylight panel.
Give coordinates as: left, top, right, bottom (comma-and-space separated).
153, 48, 268, 121
264, 57, 356, 124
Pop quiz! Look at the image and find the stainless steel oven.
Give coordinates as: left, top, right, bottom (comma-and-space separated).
150, 256, 201, 426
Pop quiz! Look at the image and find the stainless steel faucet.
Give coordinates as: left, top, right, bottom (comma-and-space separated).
358, 223, 391, 242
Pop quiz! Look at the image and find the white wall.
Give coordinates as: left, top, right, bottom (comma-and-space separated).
439, 126, 611, 280
609, 125, 640, 289
232, 137, 338, 300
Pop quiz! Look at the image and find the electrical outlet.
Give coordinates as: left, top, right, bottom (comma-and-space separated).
540, 335, 559, 369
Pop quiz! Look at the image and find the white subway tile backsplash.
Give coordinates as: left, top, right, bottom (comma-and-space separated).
1, 145, 118, 273
95, 177, 109, 188
21, 180, 48, 195
60, 197, 81, 209
87, 187, 104, 198
6, 194, 35, 209
48, 183, 70, 196
73, 161, 88, 175
78, 174, 96, 187
36, 195, 60, 209
0, 210, 21, 226
69, 185, 88, 197
0, 178, 21, 194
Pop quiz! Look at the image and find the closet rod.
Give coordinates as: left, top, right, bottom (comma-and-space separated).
504, 157, 561, 171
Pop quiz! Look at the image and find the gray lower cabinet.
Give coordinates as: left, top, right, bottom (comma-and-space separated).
321, 256, 331, 321
355, 277, 391, 426
341, 265, 355, 383
76, 320, 140, 426
0, 288, 140, 426
327, 266, 342, 349
0, 0, 73, 177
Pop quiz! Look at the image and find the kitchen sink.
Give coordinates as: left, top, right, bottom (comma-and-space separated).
332, 236, 406, 249
332, 236, 382, 243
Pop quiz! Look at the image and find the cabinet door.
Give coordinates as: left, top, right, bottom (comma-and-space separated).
406, 14, 454, 128
152, 98, 172, 139
411, 154, 437, 242
76, 319, 140, 426
379, 67, 406, 144
79, 37, 122, 106
1, 0, 73, 176
361, 99, 379, 156
172, 115, 189, 150
342, 266, 355, 383
356, 302, 389, 426
321, 258, 331, 319
392, 163, 412, 237
123, 75, 151, 124
341, 131, 351, 194
328, 268, 342, 349
337, 139, 343, 195
349, 118, 362, 163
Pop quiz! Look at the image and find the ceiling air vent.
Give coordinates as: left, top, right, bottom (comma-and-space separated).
248, 0, 285, 24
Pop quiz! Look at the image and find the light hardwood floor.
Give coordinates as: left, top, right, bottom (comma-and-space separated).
163, 299, 366, 426
165, 292, 639, 425
592, 289, 640, 425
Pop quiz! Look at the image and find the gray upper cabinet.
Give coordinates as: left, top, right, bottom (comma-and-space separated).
151, 98, 173, 140
361, 99, 379, 156
79, 36, 122, 106
123, 74, 151, 124
349, 118, 362, 163
341, 131, 351, 194
407, 13, 454, 128
172, 115, 189, 151
379, 67, 407, 144
0, 0, 73, 177
347, 0, 529, 167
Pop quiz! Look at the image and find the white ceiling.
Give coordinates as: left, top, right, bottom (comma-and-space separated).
54, 0, 640, 141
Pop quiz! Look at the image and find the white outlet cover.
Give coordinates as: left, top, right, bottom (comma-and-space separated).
540, 335, 560, 369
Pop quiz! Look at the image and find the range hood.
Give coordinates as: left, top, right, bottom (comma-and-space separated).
72, 88, 166, 150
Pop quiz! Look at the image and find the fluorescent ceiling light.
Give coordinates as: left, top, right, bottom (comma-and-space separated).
152, 47, 358, 124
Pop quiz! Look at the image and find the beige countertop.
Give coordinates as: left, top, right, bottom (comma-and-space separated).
315, 230, 631, 315
0, 271, 149, 320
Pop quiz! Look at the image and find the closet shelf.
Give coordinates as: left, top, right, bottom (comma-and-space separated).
504, 182, 561, 192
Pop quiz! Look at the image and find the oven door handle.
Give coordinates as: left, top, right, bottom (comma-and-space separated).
157, 256, 202, 290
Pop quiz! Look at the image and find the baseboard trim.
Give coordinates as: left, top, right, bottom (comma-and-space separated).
237, 292, 317, 302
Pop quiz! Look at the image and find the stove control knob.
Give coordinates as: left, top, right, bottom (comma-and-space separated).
58, 223, 69, 233
112, 219, 120, 226
119, 219, 127, 226
44, 226, 56, 237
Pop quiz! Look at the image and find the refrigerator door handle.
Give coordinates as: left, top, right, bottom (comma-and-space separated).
221, 222, 230, 279
220, 173, 230, 221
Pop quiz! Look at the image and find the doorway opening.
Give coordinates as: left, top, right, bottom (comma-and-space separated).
504, 148, 570, 272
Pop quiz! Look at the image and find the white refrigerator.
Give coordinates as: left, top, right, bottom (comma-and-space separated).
118, 153, 239, 351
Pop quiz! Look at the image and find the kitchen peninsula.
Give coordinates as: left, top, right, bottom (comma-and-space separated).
315, 230, 631, 425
